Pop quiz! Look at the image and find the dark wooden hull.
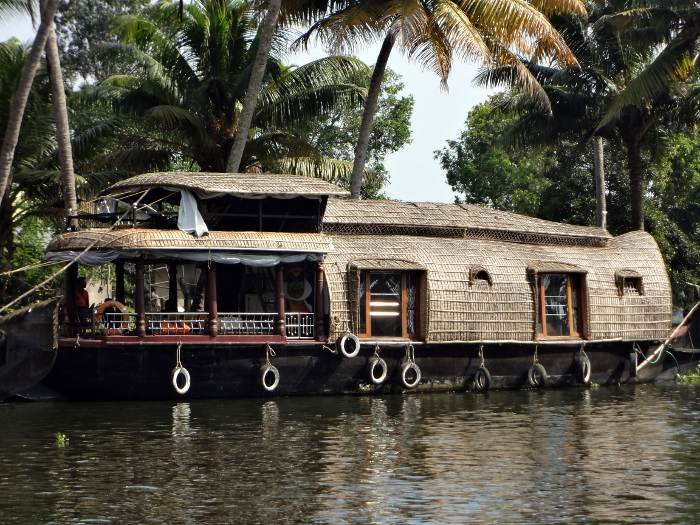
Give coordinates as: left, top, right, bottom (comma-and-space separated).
41, 335, 696, 401
0, 299, 58, 401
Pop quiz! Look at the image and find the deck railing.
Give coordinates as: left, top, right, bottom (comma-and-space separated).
91, 311, 314, 339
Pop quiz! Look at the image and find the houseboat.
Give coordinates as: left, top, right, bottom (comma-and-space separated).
6, 171, 699, 400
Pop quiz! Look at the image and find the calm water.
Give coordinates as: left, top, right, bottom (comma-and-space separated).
2, 384, 700, 524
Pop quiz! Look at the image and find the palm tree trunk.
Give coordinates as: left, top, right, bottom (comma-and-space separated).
349, 32, 395, 199
226, 0, 282, 173
593, 136, 606, 229
44, 8, 78, 230
625, 136, 645, 231
0, 0, 59, 211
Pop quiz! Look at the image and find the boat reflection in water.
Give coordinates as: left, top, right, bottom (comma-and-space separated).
1, 386, 700, 523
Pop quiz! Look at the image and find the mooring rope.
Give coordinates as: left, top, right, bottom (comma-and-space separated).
265, 343, 276, 366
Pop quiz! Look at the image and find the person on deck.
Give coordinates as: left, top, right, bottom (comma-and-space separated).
75, 277, 89, 308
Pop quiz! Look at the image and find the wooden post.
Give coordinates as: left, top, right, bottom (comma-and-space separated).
115, 259, 125, 304
206, 263, 218, 337
135, 257, 146, 337
168, 262, 178, 312
315, 262, 326, 341
275, 264, 285, 337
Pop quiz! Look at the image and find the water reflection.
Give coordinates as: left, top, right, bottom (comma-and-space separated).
2, 385, 700, 523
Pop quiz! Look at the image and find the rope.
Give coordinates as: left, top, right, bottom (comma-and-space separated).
579, 341, 587, 358
373, 344, 381, 358
175, 341, 183, 368
404, 343, 415, 364
0, 189, 150, 315
533, 344, 539, 365
265, 343, 276, 365
1, 260, 57, 276
322, 344, 337, 354
635, 342, 680, 374
478, 343, 485, 368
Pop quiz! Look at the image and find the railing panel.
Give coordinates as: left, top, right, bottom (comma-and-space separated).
147, 312, 208, 335
218, 313, 276, 336
84, 310, 315, 339
286, 313, 314, 339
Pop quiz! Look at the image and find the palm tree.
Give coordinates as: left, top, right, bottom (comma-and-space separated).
226, 0, 282, 172
0, 0, 59, 210
296, 0, 587, 198
498, 0, 688, 231
0, 37, 67, 303
81, 0, 370, 183
44, 4, 77, 229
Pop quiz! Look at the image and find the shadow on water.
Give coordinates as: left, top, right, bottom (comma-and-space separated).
2, 384, 700, 524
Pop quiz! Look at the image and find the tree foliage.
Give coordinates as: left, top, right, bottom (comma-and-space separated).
293, 68, 414, 197
55, 0, 151, 89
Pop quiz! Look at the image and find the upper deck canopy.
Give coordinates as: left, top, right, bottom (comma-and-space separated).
99, 172, 350, 203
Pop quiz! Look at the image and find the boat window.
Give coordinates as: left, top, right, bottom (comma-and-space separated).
615, 269, 644, 297
537, 273, 582, 338
470, 267, 492, 285
358, 271, 420, 338
622, 277, 642, 296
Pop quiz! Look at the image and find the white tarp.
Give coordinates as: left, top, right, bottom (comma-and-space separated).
177, 190, 209, 237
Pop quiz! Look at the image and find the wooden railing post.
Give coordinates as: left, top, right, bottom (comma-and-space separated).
135, 257, 146, 337
206, 263, 218, 337
315, 262, 326, 341
275, 264, 286, 336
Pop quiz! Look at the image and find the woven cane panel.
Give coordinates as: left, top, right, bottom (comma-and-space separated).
325, 230, 671, 343
101, 172, 349, 198
46, 229, 334, 253
323, 199, 611, 246
323, 223, 608, 247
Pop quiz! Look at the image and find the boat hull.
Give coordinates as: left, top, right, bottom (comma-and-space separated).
0, 299, 58, 401
41, 336, 695, 400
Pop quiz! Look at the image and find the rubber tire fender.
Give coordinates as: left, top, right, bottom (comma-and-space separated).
400, 362, 421, 389
171, 366, 191, 395
527, 363, 547, 388
474, 367, 491, 392
337, 333, 360, 358
368, 356, 388, 385
258, 363, 280, 392
574, 355, 591, 385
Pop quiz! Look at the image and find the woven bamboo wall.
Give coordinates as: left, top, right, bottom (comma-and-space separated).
324, 230, 671, 343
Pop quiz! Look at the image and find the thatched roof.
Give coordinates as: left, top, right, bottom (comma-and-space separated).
100, 172, 350, 200
46, 229, 334, 253
323, 199, 611, 246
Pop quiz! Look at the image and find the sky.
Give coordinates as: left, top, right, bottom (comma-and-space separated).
0, 14, 496, 204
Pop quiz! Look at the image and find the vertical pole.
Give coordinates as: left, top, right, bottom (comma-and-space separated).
275, 264, 285, 337
206, 263, 218, 337
168, 262, 178, 312
315, 262, 326, 341
135, 257, 146, 337
115, 259, 125, 304
593, 136, 607, 229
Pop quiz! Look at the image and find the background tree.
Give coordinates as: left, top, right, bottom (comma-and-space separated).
0, 38, 67, 304
79, 0, 372, 184
292, 67, 414, 197
54, 0, 150, 89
